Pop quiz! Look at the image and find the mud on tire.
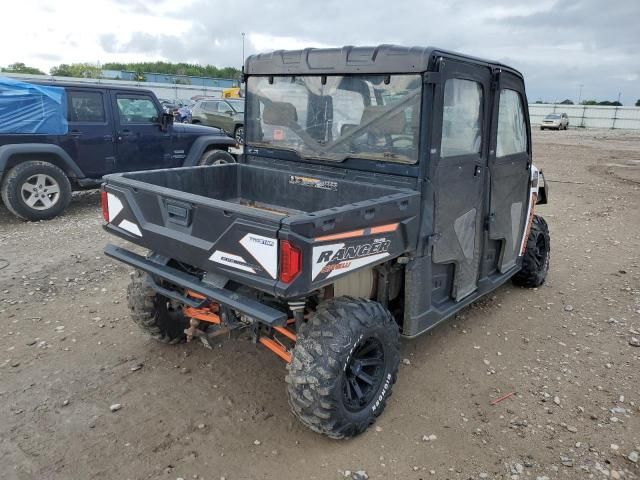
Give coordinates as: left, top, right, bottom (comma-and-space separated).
127, 271, 190, 344
286, 296, 400, 439
512, 214, 550, 288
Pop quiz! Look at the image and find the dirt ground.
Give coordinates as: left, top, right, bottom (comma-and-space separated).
1, 129, 639, 480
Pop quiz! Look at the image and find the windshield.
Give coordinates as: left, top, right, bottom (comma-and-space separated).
227, 99, 245, 113
545, 114, 560, 119
245, 74, 422, 163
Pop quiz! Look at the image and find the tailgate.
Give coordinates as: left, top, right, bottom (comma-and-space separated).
103, 173, 283, 294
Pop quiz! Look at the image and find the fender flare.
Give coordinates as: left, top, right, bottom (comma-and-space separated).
0, 143, 85, 179
182, 135, 237, 167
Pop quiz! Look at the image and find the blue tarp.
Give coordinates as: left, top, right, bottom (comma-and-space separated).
0, 76, 68, 134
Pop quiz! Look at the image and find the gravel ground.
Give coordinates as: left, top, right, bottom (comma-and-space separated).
0, 128, 639, 480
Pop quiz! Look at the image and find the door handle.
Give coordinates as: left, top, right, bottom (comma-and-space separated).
70, 130, 83, 137
117, 130, 135, 141
474, 165, 482, 177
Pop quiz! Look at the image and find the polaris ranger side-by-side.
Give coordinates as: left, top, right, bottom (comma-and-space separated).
101, 45, 550, 439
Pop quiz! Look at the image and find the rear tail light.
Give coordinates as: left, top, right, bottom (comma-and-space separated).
101, 190, 109, 222
279, 240, 301, 283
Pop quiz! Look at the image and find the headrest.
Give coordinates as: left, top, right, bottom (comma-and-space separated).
263, 101, 298, 126
360, 106, 406, 135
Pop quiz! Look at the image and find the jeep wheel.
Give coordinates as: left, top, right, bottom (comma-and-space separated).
286, 297, 400, 439
198, 149, 236, 166
512, 215, 550, 288
1, 161, 72, 221
234, 126, 244, 144
127, 270, 190, 344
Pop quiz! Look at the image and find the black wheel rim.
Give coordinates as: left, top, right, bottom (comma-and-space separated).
342, 337, 386, 411
534, 232, 548, 269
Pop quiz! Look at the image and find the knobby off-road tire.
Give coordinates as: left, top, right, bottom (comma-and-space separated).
286, 297, 400, 439
512, 215, 550, 288
198, 149, 235, 166
127, 271, 189, 344
1, 161, 72, 221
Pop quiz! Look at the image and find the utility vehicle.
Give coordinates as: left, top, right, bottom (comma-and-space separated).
101, 45, 550, 439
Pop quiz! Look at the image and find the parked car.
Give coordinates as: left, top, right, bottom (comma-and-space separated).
0, 78, 236, 221
191, 98, 244, 143
101, 44, 550, 439
540, 113, 569, 130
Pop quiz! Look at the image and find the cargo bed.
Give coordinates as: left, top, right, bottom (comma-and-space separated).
102, 163, 421, 298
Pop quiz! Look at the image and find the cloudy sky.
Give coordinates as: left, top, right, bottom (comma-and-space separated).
3, 0, 639, 104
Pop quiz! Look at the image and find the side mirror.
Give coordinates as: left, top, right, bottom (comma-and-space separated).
225, 110, 234, 115
160, 112, 174, 131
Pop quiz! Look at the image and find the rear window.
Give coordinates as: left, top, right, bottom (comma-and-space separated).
67, 90, 105, 123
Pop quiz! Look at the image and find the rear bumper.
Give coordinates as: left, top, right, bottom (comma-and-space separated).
104, 243, 288, 326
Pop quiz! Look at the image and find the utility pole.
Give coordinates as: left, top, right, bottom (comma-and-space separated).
241, 32, 246, 68
577, 84, 583, 104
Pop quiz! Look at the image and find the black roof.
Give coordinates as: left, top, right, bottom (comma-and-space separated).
245, 44, 523, 79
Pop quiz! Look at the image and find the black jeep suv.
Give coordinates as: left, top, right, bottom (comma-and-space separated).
0, 79, 236, 220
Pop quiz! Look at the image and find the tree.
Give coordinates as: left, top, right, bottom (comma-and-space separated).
50, 63, 102, 78
581, 100, 598, 105
1, 62, 45, 75
636, 99, 640, 107
559, 99, 574, 105
102, 61, 240, 80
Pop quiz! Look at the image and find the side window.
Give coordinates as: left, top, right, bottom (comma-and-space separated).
68, 90, 105, 123
207, 101, 219, 113
441, 79, 483, 157
116, 95, 159, 124
218, 102, 231, 113
496, 89, 527, 157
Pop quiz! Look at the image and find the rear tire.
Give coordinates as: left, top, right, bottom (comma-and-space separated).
512, 215, 550, 288
286, 297, 400, 439
1, 161, 72, 221
198, 149, 236, 166
127, 271, 189, 344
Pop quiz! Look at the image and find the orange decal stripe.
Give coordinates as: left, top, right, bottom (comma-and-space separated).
370, 223, 399, 234
315, 223, 398, 242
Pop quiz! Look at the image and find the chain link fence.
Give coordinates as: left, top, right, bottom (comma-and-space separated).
529, 104, 640, 130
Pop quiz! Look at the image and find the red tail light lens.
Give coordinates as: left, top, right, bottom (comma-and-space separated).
101, 190, 109, 222
279, 240, 301, 283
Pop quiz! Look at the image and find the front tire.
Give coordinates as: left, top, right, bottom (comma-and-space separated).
286, 297, 400, 439
1, 161, 72, 221
127, 271, 189, 344
198, 149, 236, 166
512, 215, 550, 288
234, 126, 244, 144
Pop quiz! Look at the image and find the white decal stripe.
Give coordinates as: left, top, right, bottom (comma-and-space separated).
311, 242, 345, 280
518, 166, 540, 256
107, 193, 123, 222
239, 233, 278, 278
118, 219, 142, 237
326, 252, 390, 279
210, 250, 256, 274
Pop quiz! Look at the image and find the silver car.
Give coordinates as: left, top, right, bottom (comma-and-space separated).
540, 113, 569, 130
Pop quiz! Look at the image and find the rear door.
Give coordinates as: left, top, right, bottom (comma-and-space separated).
111, 91, 172, 172
487, 73, 531, 273
60, 88, 116, 177
431, 60, 491, 301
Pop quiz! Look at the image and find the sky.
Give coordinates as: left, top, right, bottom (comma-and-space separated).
2, 0, 639, 104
